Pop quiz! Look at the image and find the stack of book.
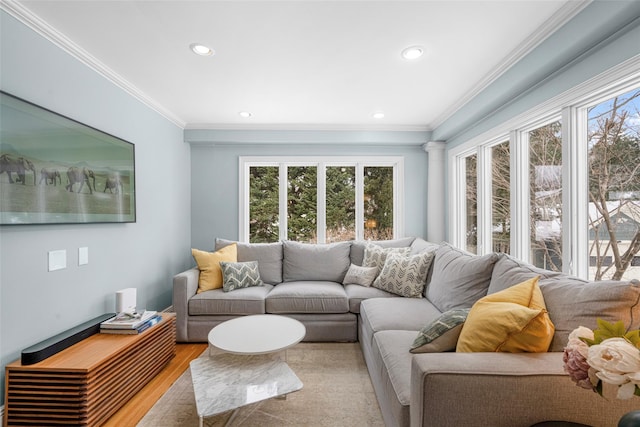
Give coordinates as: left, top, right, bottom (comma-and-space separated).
100, 310, 162, 335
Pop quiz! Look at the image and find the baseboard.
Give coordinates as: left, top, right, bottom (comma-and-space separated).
162, 305, 174, 313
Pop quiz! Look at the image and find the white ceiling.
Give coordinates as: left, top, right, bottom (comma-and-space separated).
9, 0, 586, 130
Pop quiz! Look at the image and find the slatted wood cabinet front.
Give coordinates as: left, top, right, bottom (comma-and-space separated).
4, 313, 176, 427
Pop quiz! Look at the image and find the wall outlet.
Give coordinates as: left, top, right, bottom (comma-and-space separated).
79, 247, 89, 266
48, 250, 66, 272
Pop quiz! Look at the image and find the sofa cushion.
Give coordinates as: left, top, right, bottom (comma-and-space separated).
372, 330, 418, 409
215, 238, 283, 284
410, 308, 470, 353
220, 261, 264, 292
265, 281, 349, 314
342, 264, 378, 287
457, 277, 554, 353
344, 284, 398, 313
350, 237, 415, 266
359, 298, 443, 346
363, 244, 411, 276
372, 251, 435, 298
425, 243, 499, 312
540, 277, 640, 352
282, 241, 351, 282
192, 244, 238, 293
188, 284, 274, 315
488, 252, 562, 294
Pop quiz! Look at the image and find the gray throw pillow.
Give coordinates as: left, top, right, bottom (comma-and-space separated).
372, 251, 435, 298
410, 308, 471, 353
342, 264, 378, 287
426, 243, 499, 312
215, 238, 283, 284
363, 244, 411, 276
219, 261, 264, 292
540, 277, 640, 351
283, 241, 351, 282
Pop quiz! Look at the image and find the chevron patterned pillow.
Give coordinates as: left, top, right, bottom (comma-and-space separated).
219, 261, 265, 292
362, 244, 411, 276
372, 251, 435, 298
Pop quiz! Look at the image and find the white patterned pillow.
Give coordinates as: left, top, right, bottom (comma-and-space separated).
362, 244, 411, 276
219, 261, 264, 292
342, 264, 378, 287
410, 308, 470, 353
372, 251, 435, 298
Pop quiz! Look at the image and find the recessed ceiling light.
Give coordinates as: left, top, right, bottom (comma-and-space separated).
372, 112, 385, 119
239, 111, 252, 118
190, 43, 214, 56
401, 45, 424, 60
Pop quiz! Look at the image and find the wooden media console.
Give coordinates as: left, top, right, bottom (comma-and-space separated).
4, 313, 176, 426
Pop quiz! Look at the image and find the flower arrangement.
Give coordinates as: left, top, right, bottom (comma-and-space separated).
563, 319, 640, 399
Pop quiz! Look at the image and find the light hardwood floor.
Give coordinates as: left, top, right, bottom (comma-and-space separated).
103, 342, 208, 427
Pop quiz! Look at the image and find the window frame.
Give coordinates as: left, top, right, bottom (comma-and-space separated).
448, 56, 640, 278
239, 156, 404, 243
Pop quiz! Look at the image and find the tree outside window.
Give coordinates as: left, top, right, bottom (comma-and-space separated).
588, 88, 640, 281
529, 121, 563, 272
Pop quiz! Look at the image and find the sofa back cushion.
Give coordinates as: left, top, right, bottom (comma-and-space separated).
540, 277, 640, 351
349, 237, 415, 266
488, 253, 562, 295
215, 238, 283, 284
426, 243, 499, 312
283, 241, 351, 282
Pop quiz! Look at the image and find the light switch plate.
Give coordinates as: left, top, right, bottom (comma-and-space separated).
48, 250, 67, 271
79, 247, 89, 265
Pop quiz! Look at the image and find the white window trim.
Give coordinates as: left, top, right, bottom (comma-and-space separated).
239, 156, 404, 243
448, 55, 640, 278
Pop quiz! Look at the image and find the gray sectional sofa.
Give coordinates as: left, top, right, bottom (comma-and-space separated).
172, 237, 640, 427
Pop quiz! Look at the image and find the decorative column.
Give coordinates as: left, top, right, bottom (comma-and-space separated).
423, 142, 447, 243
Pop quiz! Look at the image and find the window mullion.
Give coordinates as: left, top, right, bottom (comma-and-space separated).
562, 106, 588, 278
355, 164, 364, 240
510, 130, 530, 261
449, 155, 467, 249
279, 164, 288, 241
317, 163, 326, 243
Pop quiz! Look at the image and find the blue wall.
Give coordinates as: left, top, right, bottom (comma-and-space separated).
0, 11, 192, 404
186, 130, 430, 250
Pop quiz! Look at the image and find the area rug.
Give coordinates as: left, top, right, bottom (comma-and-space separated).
137, 342, 384, 426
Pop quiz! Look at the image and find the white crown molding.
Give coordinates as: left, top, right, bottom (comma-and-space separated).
0, 0, 186, 128
428, 0, 592, 130
184, 122, 431, 132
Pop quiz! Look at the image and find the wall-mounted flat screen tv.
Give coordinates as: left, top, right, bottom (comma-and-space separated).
0, 91, 136, 225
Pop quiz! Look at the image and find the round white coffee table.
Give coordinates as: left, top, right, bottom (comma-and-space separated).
208, 314, 306, 355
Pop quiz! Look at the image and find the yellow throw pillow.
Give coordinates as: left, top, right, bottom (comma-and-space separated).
192, 244, 237, 293
456, 276, 554, 353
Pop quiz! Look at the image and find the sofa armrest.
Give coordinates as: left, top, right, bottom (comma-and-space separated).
172, 268, 199, 342
410, 352, 637, 427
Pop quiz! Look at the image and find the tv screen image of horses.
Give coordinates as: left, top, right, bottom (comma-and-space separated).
0, 91, 136, 224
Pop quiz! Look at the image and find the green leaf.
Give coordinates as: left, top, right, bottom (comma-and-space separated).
635, 385, 640, 398
596, 379, 604, 397
625, 330, 640, 348
592, 319, 627, 343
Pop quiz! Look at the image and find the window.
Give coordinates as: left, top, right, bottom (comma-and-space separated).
240, 157, 403, 243
491, 141, 511, 254
587, 88, 640, 281
465, 154, 478, 254
449, 57, 640, 281
529, 120, 563, 271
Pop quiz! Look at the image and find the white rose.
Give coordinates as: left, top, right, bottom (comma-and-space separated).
569, 326, 594, 342
587, 337, 640, 398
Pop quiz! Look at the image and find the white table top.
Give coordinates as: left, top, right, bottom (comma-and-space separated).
208, 314, 306, 355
